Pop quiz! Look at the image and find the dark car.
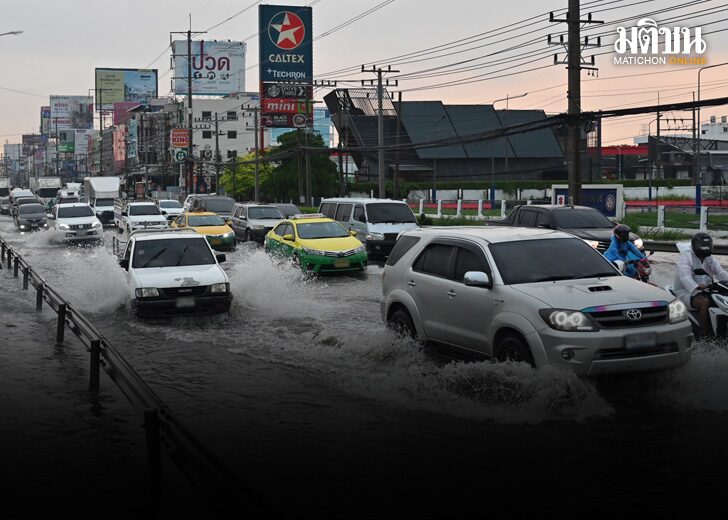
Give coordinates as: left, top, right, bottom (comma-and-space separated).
487, 204, 643, 252
190, 195, 236, 217
15, 203, 48, 232
13, 196, 43, 218
0, 197, 10, 215
273, 203, 302, 218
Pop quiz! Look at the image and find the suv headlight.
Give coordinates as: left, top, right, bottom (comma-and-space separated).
302, 247, 326, 256
669, 299, 687, 323
135, 288, 159, 298
91, 221, 101, 228
366, 232, 385, 241
210, 282, 229, 293
539, 309, 598, 332
58, 223, 70, 230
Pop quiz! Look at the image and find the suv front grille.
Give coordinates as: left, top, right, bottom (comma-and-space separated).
161, 286, 208, 298
586, 305, 668, 328
70, 223, 92, 230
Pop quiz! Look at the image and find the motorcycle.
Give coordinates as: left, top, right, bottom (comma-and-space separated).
612, 251, 654, 284
665, 268, 728, 338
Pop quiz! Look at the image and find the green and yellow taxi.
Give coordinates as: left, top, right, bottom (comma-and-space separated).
170, 211, 236, 251
264, 214, 367, 273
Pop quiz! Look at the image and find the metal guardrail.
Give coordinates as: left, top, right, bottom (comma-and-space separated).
643, 240, 728, 255
0, 236, 273, 518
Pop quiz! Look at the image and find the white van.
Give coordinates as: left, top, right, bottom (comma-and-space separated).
318, 198, 419, 258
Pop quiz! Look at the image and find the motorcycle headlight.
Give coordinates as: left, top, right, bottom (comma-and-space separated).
668, 299, 687, 323
210, 282, 229, 293
91, 221, 101, 228
633, 237, 644, 250
539, 309, 598, 332
366, 232, 385, 241
302, 247, 326, 256
354, 244, 366, 254
58, 223, 70, 230
135, 287, 159, 298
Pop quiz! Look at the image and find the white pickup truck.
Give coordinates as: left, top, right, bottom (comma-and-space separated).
114, 200, 168, 235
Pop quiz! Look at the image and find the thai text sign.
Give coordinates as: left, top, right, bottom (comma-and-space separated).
173, 41, 246, 95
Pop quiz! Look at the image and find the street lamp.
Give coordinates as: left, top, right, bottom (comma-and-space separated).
0, 30, 23, 37
491, 93, 528, 209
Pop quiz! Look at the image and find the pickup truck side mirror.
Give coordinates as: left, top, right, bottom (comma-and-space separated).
537, 222, 552, 229
118, 258, 129, 270
216, 254, 226, 264
463, 271, 492, 288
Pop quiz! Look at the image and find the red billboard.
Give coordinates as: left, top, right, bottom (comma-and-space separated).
261, 96, 312, 128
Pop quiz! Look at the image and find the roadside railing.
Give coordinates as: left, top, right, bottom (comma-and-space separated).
405, 198, 549, 220
0, 236, 271, 518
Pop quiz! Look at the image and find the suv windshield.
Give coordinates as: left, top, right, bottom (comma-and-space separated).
249, 207, 284, 220
132, 238, 215, 268
276, 204, 300, 217
188, 215, 225, 227
490, 238, 619, 285
19, 204, 45, 214
296, 222, 349, 239
159, 200, 182, 208
552, 209, 614, 228
366, 203, 416, 224
129, 205, 161, 216
95, 198, 115, 206
58, 206, 94, 218
203, 198, 234, 213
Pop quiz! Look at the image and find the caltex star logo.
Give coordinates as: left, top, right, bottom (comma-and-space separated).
268, 11, 305, 50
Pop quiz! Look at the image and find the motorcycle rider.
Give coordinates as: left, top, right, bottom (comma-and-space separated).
604, 224, 644, 278
674, 232, 728, 337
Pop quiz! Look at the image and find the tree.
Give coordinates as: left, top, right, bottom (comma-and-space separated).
219, 151, 274, 201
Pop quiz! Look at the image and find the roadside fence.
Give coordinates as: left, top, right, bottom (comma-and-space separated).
0, 236, 272, 518
405, 198, 549, 220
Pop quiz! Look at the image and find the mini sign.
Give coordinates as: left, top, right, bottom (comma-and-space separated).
171, 128, 189, 148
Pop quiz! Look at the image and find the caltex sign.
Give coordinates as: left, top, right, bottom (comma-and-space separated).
259, 5, 312, 83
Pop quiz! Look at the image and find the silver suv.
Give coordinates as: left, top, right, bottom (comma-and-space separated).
381, 227, 693, 376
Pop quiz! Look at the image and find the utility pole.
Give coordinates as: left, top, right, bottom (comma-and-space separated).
254, 107, 260, 202
394, 91, 402, 200
305, 130, 312, 206
362, 65, 399, 199
214, 113, 221, 195
172, 22, 206, 196
54, 117, 59, 177
549, 2, 603, 205
296, 129, 304, 204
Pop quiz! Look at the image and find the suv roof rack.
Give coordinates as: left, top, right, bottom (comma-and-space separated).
291, 213, 326, 220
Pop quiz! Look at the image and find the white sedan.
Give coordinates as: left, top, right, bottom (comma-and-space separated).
48, 203, 103, 244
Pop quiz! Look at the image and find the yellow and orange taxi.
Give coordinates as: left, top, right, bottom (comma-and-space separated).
264, 214, 367, 273
170, 211, 236, 251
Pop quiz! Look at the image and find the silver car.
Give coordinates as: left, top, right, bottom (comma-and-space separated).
381, 227, 693, 376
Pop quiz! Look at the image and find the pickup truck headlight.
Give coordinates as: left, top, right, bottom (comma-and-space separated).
302, 247, 326, 256
91, 221, 101, 228
135, 288, 159, 298
539, 309, 598, 332
366, 232, 385, 241
669, 299, 687, 323
210, 282, 229, 293
58, 223, 70, 230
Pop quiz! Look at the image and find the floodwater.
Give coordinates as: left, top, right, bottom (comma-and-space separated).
1, 217, 727, 518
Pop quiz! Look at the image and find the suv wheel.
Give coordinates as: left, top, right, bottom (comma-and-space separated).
244, 229, 250, 242
388, 308, 417, 339
496, 334, 535, 366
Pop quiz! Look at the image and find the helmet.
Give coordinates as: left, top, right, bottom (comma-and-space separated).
691, 232, 713, 257
614, 224, 631, 243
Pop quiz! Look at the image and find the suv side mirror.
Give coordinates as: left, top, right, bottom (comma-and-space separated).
537, 222, 552, 229
463, 271, 492, 288
613, 260, 626, 273
118, 258, 129, 270
216, 254, 226, 264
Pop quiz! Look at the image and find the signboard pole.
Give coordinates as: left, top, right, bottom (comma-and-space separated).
187, 29, 194, 195
254, 108, 260, 203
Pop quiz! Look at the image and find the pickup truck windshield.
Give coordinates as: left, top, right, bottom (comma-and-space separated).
133, 238, 215, 268
129, 205, 161, 216
490, 238, 619, 285
552, 209, 614, 228
159, 200, 182, 208
203, 198, 234, 213
366, 203, 416, 224
58, 206, 94, 218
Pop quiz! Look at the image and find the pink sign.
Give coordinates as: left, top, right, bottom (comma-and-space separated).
113, 102, 140, 126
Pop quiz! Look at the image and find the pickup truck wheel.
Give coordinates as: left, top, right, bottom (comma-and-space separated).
388, 308, 417, 340
496, 334, 535, 366
243, 229, 250, 242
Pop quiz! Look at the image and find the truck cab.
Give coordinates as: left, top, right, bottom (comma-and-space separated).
114, 200, 168, 235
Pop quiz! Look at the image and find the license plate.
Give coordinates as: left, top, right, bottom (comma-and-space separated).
175, 296, 196, 309
334, 258, 350, 268
624, 332, 657, 350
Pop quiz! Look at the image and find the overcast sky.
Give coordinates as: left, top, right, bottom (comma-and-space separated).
1, 0, 726, 146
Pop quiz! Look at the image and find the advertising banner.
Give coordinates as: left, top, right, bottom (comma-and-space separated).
261, 97, 312, 128
22, 134, 43, 157
259, 5, 312, 83
40, 106, 51, 136
173, 40, 246, 96
127, 118, 138, 161
50, 95, 94, 132
552, 184, 624, 219
261, 83, 311, 99
113, 101, 141, 126
74, 129, 94, 160
171, 128, 190, 149
95, 68, 158, 111
57, 129, 75, 153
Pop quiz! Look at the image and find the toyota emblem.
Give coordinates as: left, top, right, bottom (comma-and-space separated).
625, 308, 642, 321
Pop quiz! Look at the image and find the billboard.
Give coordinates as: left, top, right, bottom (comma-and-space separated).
22, 134, 44, 157
74, 129, 94, 160
259, 5, 312, 83
57, 129, 75, 153
113, 101, 141, 126
173, 40, 246, 96
40, 106, 51, 136
95, 68, 158, 111
552, 184, 624, 219
50, 95, 94, 132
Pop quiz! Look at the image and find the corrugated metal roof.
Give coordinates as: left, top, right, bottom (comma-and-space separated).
443, 105, 512, 159
497, 109, 562, 158
398, 101, 466, 159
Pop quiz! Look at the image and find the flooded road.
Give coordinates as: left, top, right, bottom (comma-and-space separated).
2, 216, 728, 518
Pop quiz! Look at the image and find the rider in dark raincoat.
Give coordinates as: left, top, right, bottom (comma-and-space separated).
604, 224, 644, 278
